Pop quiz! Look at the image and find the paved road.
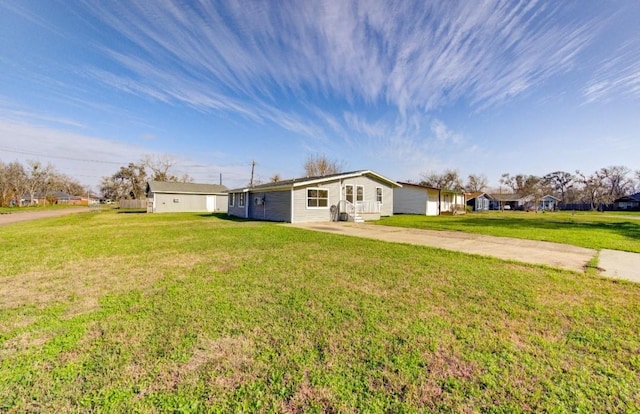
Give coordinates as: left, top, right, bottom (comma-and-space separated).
0, 208, 92, 226
289, 222, 597, 273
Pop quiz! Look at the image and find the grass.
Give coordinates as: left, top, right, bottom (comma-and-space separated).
377, 211, 640, 253
1, 210, 639, 412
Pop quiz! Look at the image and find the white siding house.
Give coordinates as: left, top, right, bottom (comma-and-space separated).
227, 170, 400, 223
394, 182, 466, 215
146, 181, 228, 213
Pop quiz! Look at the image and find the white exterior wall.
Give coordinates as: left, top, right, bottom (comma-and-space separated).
426, 189, 440, 216
394, 186, 440, 216
394, 186, 427, 215
152, 192, 228, 213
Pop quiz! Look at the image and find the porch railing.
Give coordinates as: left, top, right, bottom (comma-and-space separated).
355, 200, 381, 214
336, 199, 356, 221
334, 200, 381, 221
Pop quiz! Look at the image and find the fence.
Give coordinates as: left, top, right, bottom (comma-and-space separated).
118, 199, 147, 209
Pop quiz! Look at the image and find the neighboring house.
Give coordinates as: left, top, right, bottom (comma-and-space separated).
146, 181, 228, 213
227, 170, 399, 223
489, 193, 532, 210
22, 191, 84, 206
539, 195, 561, 211
613, 192, 640, 210
465, 192, 492, 212
394, 182, 466, 216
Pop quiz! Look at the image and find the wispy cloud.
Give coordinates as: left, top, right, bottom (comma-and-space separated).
584, 40, 640, 103
2, 0, 615, 168
430, 119, 463, 145
0, 118, 250, 188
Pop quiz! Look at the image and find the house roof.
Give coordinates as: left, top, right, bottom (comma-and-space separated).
146, 181, 227, 195
396, 181, 464, 194
396, 181, 439, 191
465, 191, 493, 200
26, 191, 82, 200
541, 194, 561, 201
489, 193, 531, 202
228, 170, 401, 192
614, 192, 640, 203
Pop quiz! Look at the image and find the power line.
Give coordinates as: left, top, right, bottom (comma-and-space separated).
0, 146, 256, 169
0, 146, 123, 165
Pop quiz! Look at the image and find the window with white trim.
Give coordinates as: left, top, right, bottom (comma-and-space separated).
356, 185, 364, 202
229, 193, 235, 207
376, 187, 383, 204
238, 192, 245, 207
307, 188, 329, 208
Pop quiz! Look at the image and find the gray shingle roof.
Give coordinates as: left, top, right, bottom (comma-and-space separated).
615, 192, 640, 202
146, 181, 227, 194
228, 170, 400, 192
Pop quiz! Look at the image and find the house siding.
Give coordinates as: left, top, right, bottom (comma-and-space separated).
152, 193, 228, 213
344, 175, 394, 217
394, 186, 427, 215
227, 192, 247, 218
227, 171, 397, 223
290, 175, 395, 223
292, 181, 340, 223
248, 190, 292, 222
394, 186, 440, 216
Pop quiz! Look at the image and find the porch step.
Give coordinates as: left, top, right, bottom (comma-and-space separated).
354, 215, 365, 223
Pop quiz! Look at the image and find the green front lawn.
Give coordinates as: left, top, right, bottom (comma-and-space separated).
377, 211, 640, 252
1, 211, 639, 412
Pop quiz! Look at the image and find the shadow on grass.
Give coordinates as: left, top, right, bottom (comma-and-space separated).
198, 212, 258, 222
117, 209, 147, 214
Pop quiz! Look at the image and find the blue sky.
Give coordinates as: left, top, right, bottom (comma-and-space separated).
1, 0, 639, 189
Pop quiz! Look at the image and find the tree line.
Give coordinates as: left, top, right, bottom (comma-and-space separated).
99, 154, 193, 200
419, 166, 640, 210
0, 160, 86, 207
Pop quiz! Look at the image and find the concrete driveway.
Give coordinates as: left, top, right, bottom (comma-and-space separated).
598, 250, 640, 283
289, 222, 597, 273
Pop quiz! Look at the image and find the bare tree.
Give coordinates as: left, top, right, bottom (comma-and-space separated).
575, 170, 606, 210
142, 154, 192, 182
597, 165, 633, 203
499, 173, 539, 195
51, 172, 85, 196
303, 154, 343, 177
270, 173, 282, 183
542, 171, 574, 203
24, 161, 54, 206
4, 162, 27, 207
0, 161, 11, 207
464, 173, 488, 192
420, 169, 463, 190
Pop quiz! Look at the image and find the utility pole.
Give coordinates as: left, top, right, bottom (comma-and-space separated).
249, 160, 256, 188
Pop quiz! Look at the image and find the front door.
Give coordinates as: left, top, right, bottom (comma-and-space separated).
345, 185, 354, 204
